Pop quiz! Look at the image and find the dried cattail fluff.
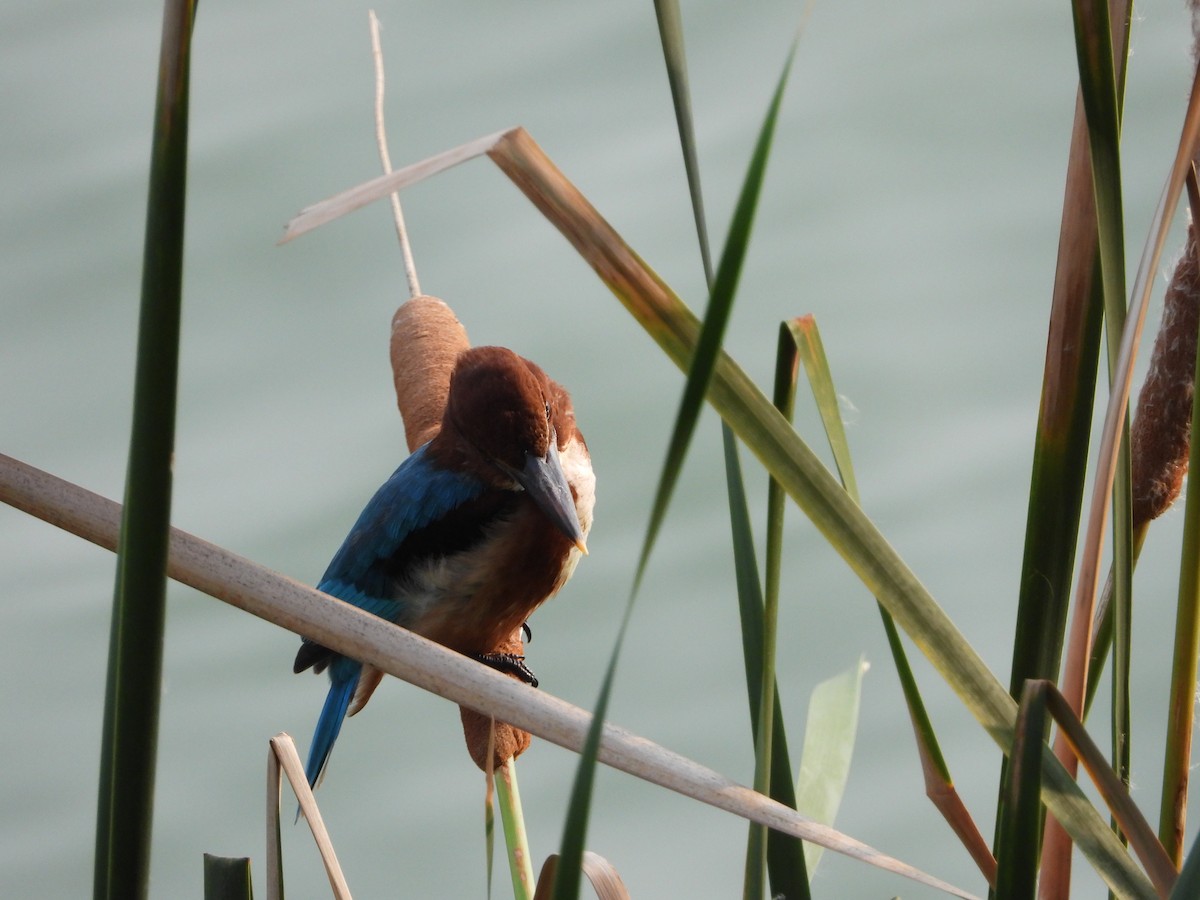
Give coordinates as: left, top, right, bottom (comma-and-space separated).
1131, 224, 1200, 525
390, 294, 471, 450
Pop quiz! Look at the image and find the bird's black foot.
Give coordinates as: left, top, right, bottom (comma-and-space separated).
474, 651, 539, 688
522, 622, 532, 642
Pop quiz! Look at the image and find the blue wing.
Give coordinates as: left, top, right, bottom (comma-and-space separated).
318, 444, 488, 599
298, 443, 489, 787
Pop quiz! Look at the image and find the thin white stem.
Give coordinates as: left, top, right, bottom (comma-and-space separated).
369, 9, 420, 298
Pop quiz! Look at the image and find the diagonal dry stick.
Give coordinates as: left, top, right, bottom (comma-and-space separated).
0, 451, 977, 899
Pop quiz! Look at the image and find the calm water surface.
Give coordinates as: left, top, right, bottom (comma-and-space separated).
3, 2, 1197, 897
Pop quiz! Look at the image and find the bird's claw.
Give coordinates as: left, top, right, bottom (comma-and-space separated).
474, 651, 539, 688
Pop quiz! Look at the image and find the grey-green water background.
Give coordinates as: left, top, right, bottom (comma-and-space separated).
3, 1, 1197, 896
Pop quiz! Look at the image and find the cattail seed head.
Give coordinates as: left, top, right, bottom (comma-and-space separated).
1132, 225, 1200, 525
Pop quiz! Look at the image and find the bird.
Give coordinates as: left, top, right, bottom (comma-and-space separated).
294, 345, 594, 789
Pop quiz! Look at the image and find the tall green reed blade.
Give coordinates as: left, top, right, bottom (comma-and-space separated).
741, 299, 796, 899
1063, 0, 1132, 711
1006, 145, 1102, 695
1005, 0, 1130, 708
1041, 0, 1133, 890
1074, 0, 1136, 816
786, 316, 995, 883
1071, 0, 1127, 330
633, 28, 795, 591
94, 3, 196, 898
722, 437, 768, 900
722, 430, 809, 900
552, 28, 797, 900
994, 684, 1049, 900
1000, 1, 1130, 882
651, 5, 807, 896
652, 0, 713, 280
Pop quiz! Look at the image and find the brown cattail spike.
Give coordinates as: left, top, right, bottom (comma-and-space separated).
1132, 224, 1200, 526
390, 295, 470, 451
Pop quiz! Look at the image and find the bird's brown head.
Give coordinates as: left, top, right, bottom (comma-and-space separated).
442, 346, 555, 475
436, 346, 586, 553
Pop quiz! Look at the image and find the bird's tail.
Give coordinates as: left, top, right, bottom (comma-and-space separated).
304, 666, 360, 790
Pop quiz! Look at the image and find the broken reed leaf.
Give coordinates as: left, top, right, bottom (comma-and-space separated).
578, 851, 631, 900
266, 739, 283, 900
281, 129, 515, 243
269, 733, 352, 900
534, 852, 631, 900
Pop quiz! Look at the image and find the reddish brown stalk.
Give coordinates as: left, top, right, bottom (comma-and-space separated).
1038, 1, 1133, 894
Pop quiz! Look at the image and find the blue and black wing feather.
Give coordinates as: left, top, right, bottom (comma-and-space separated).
294, 444, 516, 674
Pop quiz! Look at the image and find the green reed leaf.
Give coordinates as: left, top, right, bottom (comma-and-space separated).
94, 4, 196, 899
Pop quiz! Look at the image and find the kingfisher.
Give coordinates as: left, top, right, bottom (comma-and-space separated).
294, 345, 594, 788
